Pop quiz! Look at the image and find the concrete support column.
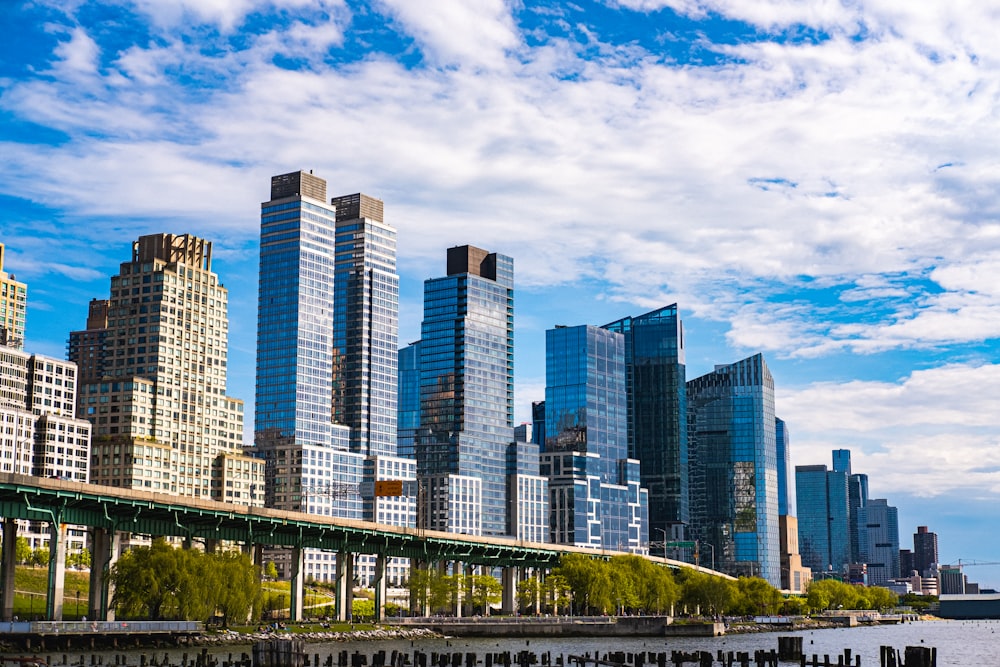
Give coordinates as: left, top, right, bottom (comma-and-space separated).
372, 553, 387, 622
289, 546, 304, 622
89, 528, 121, 621
1, 519, 18, 621
463, 564, 475, 618
452, 561, 463, 618
501, 566, 517, 615
534, 568, 543, 615
335, 551, 355, 622
46, 522, 67, 620
204, 539, 219, 554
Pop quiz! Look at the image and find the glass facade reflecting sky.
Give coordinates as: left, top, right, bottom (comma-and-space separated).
417, 246, 514, 536
604, 304, 688, 539
331, 193, 398, 458
255, 171, 338, 449
687, 353, 781, 587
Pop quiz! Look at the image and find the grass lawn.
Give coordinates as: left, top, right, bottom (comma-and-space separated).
14, 565, 91, 620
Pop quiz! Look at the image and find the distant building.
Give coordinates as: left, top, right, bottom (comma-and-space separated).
775, 418, 811, 592
0, 243, 27, 350
795, 463, 850, 577
687, 354, 780, 587
899, 549, 915, 576
540, 324, 647, 551
862, 499, 900, 585
913, 525, 939, 577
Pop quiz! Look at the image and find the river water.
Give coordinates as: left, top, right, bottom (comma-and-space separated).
313, 620, 998, 666
10, 620, 1000, 667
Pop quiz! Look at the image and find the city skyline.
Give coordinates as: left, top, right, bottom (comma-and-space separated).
3, 1, 1000, 585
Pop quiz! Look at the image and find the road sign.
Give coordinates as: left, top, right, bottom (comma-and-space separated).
375, 480, 404, 497
667, 541, 696, 548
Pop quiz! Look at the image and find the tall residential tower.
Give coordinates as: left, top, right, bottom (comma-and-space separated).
74, 233, 260, 503
416, 245, 514, 536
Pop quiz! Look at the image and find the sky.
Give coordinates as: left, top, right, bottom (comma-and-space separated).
3, 0, 1000, 587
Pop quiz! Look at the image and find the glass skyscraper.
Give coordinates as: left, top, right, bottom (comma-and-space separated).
541, 324, 647, 551
687, 353, 781, 587
254, 172, 412, 581
604, 305, 688, 541
331, 193, 399, 457
862, 498, 900, 585
416, 245, 514, 536
795, 463, 851, 577
255, 171, 339, 458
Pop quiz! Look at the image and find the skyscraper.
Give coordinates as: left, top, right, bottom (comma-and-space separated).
254, 172, 413, 583
75, 233, 259, 502
863, 499, 900, 585
541, 324, 647, 551
795, 463, 850, 577
604, 305, 688, 540
913, 526, 939, 577
0, 243, 27, 350
687, 354, 780, 586
330, 193, 399, 457
416, 245, 514, 536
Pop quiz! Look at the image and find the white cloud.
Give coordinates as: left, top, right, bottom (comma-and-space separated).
6, 1, 1000, 358
374, 0, 521, 69
778, 362, 1000, 497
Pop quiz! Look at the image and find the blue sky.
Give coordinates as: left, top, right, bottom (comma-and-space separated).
3, 0, 1000, 586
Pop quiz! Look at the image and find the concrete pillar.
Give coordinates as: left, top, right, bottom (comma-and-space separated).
289, 546, 304, 622
372, 553, 387, 622
1, 518, 18, 621
463, 563, 475, 617
452, 561, 463, 618
501, 566, 517, 615
89, 528, 121, 621
204, 539, 219, 554
335, 551, 355, 622
534, 568, 543, 615
46, 522, 67, 620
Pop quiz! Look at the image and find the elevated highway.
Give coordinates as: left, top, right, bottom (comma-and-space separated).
0, 474, 725, 623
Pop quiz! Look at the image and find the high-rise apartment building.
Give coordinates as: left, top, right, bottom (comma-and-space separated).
604, 305, 688, 540
687, 354, 781, 587
254, 172, 412, 583
0, 243, 27, 350
540, 324, 647, 551
416, 245, 514, 536
913, 526, 939, 577
330, 193, 398, 457
73, 233, 261, 503
862, 499, 900, 585
795, 463, 850, 577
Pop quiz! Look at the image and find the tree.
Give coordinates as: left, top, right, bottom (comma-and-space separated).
15, 537, 31, 565
264, 561, 279, 581
212, 551, 262, 625
554, 553, 612, 614
468, 573, 502, 615
516, 577, 541, 614
109, 538, 261, 623
544, 574, 571, 615
735, 577, 782, 616
682, 571, 736, 617
30, 547, 49, 567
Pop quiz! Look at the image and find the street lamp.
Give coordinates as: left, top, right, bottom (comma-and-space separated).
697, 540, 716, 571
654, 528, 667, 560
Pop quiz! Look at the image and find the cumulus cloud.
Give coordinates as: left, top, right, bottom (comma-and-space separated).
779, 362, 1000, 497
